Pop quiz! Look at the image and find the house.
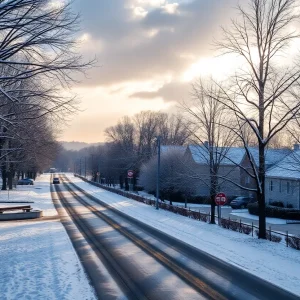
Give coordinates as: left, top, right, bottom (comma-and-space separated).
265, 148, 300, 209
184, 145, 246, 198
240, 147, 291, 199
184, 144, 291, 200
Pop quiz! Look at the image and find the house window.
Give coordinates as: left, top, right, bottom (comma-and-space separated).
287, 182, 290, 194
279, 180, 282, 193
245, 176, 250, 184
269, 180, 273, 191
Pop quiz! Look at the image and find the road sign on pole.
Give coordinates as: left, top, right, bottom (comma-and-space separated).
215, 192, 227, 206
215, 192, 227, 222
127, 170, 134, 178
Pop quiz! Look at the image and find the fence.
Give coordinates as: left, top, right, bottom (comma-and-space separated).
75, 174, 300, 251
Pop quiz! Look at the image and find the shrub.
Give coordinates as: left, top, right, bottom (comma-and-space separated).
255, 230, 282, 243
229, 220, 239, 232
220, 219, 245, 232
135, 185, 144, 192
270, 201, 284, 208
241, 225, 252, 235
286, 203, 294, 208
248, 203, 259, 215
220, 218, 230, 229
190, 196, 211, 204
285, 235, 300, 250
199, 213, 208, 222
248, 203, 300, 220
189, 210, 200, 220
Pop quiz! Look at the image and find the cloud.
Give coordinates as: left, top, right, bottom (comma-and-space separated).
63, 0, 238, 142
74, 0, 237, 91
130, 80, 190, 102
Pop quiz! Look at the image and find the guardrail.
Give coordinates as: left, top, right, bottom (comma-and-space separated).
75, 174, 300, 251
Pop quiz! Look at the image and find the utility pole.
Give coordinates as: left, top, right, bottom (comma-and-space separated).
156, 136, 161, 210
98, 160, 101, 183
80, 158, 82, 176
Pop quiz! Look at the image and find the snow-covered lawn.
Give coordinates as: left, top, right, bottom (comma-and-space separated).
0, 174, 96, 300
68, 174, 300, 297
230, 211, 287, 224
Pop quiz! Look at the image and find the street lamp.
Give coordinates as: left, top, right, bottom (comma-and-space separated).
156, 136, 161, 210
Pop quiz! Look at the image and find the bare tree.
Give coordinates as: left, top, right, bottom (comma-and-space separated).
0, 0, 93, 187
181, 78, 237, 223
105, 111, 191, 179
214, 0, 300, 238
139, 148, 196, 203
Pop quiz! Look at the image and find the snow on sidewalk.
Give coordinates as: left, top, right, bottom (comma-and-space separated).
0, 174, 96, 300
68, 174, 300, 297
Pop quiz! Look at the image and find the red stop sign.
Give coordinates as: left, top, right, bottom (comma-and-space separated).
127, 170, 134, 178
215, 192, 227, 206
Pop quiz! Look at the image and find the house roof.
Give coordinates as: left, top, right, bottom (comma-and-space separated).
266, 151, 300, 180
188, 145, 291, 168
161, 145, 187, 155
188, 145, 245, 166
247, 148, 291, 167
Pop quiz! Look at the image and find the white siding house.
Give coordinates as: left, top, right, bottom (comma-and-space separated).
265, 151, 300, 209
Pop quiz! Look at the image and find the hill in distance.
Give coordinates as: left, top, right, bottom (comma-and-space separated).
60, 141, 103, 151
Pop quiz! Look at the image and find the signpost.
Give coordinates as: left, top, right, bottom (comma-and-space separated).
127, 170, 134, 178
215, 192, 227, 222
127, 170, 134, 191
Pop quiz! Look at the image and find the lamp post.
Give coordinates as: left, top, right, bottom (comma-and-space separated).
156, 136, 161, 210
79, 158, 82, 176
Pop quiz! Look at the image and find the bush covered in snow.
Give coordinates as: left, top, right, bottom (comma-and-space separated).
248, 203, 300, 220
255, 230, 282, 243
285, 235, 300, 250
219, 218, 252, 235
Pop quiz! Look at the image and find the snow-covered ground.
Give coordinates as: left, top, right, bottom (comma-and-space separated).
0, 174, 96, 300
1, 173, 300, 298
68, 174, 300, 297
230, 211, 287, 224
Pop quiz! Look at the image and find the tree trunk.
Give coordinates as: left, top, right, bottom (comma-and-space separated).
1, 165, 7, 190
258, 142, 266, 239
8, 171, 13, 190
210, 155, 217, 224
210, 180, 217, 224
125, 177, 129, 191
119, 175, 124, 189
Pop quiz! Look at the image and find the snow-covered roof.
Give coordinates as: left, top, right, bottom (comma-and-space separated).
161, 145, 186, 155
266, 151, 300, 180
188, 145, 245, 166
247, 148, 291, 167
188, 145, 291, 168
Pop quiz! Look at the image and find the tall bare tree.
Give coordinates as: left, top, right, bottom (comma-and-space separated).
214, 0, 300, 238
0, 0, 92, 186
182, 79, 236, 223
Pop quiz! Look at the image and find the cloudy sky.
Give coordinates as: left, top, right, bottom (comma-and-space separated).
60, 0, 238, 143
